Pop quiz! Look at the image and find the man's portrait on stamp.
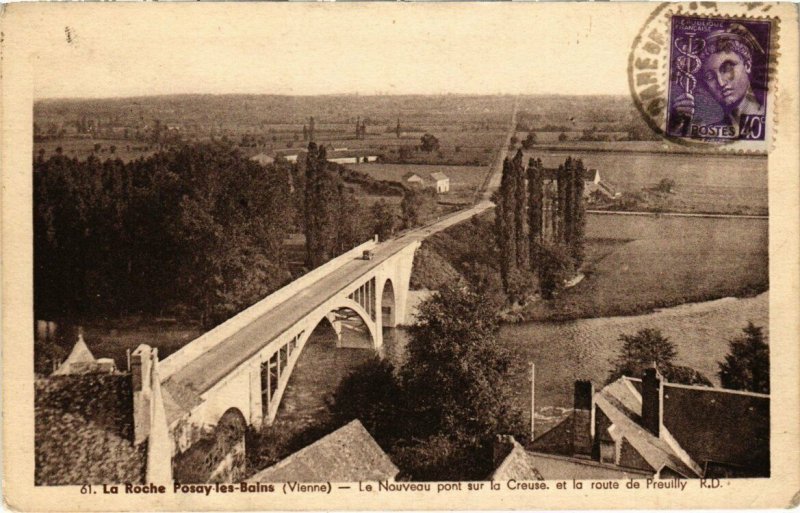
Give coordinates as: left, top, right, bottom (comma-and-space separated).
667, 16, 771, 143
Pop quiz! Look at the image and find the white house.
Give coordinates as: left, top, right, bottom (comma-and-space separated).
430, 172, 450, 193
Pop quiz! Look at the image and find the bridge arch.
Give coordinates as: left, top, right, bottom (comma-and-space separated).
173, 407, 247, 483
380, 278, 397, 328
300, 297, 379, 350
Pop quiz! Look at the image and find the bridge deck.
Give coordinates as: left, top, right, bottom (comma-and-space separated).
163, 203, 492, 397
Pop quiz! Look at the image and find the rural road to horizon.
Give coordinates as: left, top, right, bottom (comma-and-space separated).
483, 96, 520, 201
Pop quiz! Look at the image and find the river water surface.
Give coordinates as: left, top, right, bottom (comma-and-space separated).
384, 291, 768, 412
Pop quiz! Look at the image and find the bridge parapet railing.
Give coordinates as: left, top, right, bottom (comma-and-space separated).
159, 238, 378, 380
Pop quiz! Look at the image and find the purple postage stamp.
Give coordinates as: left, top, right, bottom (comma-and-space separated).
667, 16, 771, 143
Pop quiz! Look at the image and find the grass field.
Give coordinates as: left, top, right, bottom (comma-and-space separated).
524, 213, 768, 321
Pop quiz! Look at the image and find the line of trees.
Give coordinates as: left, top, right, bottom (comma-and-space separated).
607, 322, 769, 393
35, 138, 411, 335
495, 150, 587, 302
34, 143, 295, 328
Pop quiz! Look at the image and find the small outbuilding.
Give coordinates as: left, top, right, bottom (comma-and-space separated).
250, 153, 275, 166
429, 172, 450, 194
403, 172, 425, 187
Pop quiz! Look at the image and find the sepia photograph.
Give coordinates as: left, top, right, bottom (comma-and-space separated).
2, 2, 798, 511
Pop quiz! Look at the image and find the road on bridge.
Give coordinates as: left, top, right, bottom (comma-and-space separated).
165, 101, 519, 396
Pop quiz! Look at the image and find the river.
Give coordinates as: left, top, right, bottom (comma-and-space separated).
384, 291, 768, 413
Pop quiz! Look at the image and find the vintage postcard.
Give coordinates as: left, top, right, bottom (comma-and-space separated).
2, 2, 799, 511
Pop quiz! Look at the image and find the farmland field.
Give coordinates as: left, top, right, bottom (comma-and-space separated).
34, 138, 157, 163
352, 163, 488, 203
521, 148, 768, 215
525, 213, 768, 321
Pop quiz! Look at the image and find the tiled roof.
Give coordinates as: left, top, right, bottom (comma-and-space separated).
248, 420, 399, 483
490, 438, 543, 481
597, 380, 699, 478
429, 172, 449, 181
35, 375, 145, 485
661, 383, 769, 476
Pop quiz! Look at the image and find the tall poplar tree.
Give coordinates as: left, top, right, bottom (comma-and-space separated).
570, 159, 586, 265
512, 149, 527, 269
494, 157, 516, 293
527, 158, 544, 269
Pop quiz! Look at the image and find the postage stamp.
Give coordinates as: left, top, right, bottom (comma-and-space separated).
666, 16, 771, 143
628, 3, 780, 152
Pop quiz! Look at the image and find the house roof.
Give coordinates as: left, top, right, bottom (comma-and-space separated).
403, 172, 423, 181
596, 378, 699, 478
248, 420, 399, 483
250, 153, 275, 165
490, 438, 543, 481
661, 383, 769, 476
529, 452, 652, 480
429, 172, 449, 181
35, 374, 145, 485
53, 335, 95, 375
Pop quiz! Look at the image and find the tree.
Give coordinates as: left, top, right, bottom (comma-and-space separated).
534, 241, 574, 300
558, 132, 568, 142
527, 158, 544, 269
400, 284, 526, 479
608, 328, 711, 386
494, 158, 516, 295
521, 132, 537, 150
371, 199, 397, 241
330, 356, 402, 447
400, 188, 433, 229
398, 145, 414, 161
420, 133, 440, 152
654, 178, 676, 194
568, 159, 587, 265
511, 150, 527, 270
303, 143, 340, 268
718, 322, 769, 394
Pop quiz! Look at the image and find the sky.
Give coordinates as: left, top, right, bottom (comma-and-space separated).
7, 3, 650, 99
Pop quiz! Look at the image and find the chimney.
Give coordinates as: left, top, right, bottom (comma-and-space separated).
571, 380, 594, 458
641, 367, 662, 437
131, 344, 154, 445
